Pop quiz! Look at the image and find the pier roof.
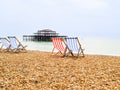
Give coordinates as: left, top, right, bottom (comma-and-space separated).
34, 29, 59, 36
38, 29, 56, 32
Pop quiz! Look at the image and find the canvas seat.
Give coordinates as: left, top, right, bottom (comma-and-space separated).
7, 36, 27, 52
51, 37, 69, 56
64, 37, 84, 57
0, 38, 11, 52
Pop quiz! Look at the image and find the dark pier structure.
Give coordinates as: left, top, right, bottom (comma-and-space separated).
23, 29, 67, 41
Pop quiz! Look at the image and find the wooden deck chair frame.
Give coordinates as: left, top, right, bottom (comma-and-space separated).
0, 37, 11, 52
7, 36, 27, 52
51, 37, 69, 56
64, 37, 84, 57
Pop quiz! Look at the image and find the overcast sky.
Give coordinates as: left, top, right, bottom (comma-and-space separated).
0, 0, 120, 38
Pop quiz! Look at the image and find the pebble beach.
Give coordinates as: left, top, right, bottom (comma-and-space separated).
0, 50, 120, 90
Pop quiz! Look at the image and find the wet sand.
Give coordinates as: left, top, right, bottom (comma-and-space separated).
0, 50, 120, 90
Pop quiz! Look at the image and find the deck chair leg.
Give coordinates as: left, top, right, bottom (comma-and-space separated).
81, 49, 85, 57
76, 48, 81, 57
0, 44, 3, 52
52, 47, 55, 55
71, 51, 74, 56
65, 50, 74, 57
63, 47, 68, 56
52, 47, 61, 55
57, 51, 63, 55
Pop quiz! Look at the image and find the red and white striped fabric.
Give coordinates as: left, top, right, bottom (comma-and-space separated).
51, 37, 65, 52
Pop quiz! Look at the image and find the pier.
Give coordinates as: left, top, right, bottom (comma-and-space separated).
23, 29, 67, 41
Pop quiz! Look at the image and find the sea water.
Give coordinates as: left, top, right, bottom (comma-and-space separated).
22, 37, 120, 56
82, 37, 120, 56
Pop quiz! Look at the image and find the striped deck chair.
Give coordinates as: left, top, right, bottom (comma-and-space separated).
7, 36, 27, 52
64, 37, 84, 57
51, 37, 69, 56
0, 38, 11, 52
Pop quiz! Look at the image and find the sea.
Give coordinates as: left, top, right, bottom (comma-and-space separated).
22, 36, 120, 56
